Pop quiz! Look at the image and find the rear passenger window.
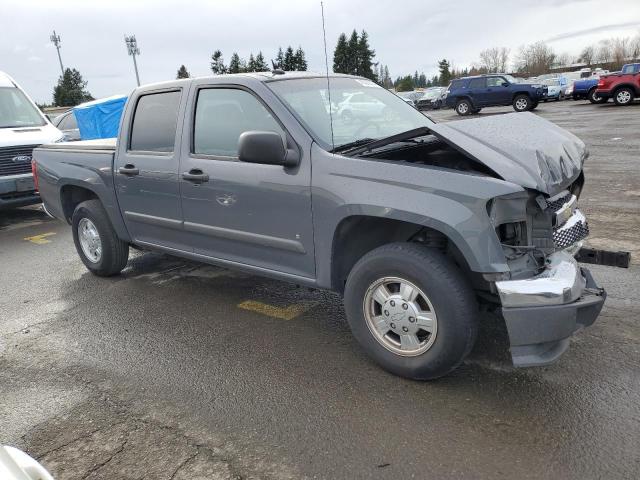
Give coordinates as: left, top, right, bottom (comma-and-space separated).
58, 112, 77, 130
129, 90, 181, 152
193, 88, 284, 157
468, 78, 486, 89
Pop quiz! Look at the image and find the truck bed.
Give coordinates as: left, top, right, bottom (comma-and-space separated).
39, 138, 117, 151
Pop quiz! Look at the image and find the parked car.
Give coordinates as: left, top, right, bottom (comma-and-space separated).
571, 77, 605, 103
337, 91, 387, 120
0, 71, 63, 210
52, 110, 81, 141
395, 91, 418, 106
595, 63, 640, 106
415, 87, 447, 110
445, 74, 548, 115
541, 77, 567, 101
33, 72, 605, 380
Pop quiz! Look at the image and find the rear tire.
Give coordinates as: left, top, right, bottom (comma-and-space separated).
613, 87, 634, 106
513, 94, 532, 112
72, 199, 129, 276
344, 243, 478, 380
455, 99, 472, 116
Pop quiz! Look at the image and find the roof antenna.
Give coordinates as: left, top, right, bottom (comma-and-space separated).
320, 1, 335, 151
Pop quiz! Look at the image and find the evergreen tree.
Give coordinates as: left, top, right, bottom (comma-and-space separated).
333, 33, 349, 73
395, 75, 414, 92
384, 65, 391, 88
53, 68, 93, 107
293, 46, 308, 71
413, 70, 419, 86
418, 73, 427, 88
176, 65, 190, 79
228, 52, 242, 74
283, 46, 295, 70
438, 59, 452, 85
273, 47, 284, 69
254, 51, 269, 72
210, 50, 226, 74
347, 30, 359, 75
357, 30, 376, 80
247, 53, 257, 72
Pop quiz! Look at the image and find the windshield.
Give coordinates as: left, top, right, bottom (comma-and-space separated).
0, 87, 46, 128
268, 77, 432, 150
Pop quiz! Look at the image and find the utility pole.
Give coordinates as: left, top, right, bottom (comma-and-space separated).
124, 35, 141, 86
50, 30, 64, 76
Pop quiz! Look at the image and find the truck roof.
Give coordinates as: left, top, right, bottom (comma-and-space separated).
131, 71, 363, 92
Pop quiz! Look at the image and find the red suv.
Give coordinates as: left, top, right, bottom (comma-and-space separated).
595, 63, 640, 106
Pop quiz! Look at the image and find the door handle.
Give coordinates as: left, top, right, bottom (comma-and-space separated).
118, 164, 139, 176
182, 169, 209, 183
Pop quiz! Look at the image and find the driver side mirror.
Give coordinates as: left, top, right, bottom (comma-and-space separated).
238, 131, 299, 167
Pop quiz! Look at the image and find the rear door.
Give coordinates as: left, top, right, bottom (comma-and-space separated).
115, 87, 191, 251
178, 81, 315, 279
466, 78, 487, 106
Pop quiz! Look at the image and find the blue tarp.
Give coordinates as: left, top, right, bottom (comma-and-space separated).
73, 95, 127, 140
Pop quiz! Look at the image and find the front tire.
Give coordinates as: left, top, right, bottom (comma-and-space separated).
513, 94, 532, 112
613, 87, 634, 106
344, 243, 478, 380
588, 88, 606, 104
455, 99, 472, 116
72, 199, 129, 276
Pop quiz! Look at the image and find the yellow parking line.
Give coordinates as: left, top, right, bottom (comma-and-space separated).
237, 300, 314, 320
23, 232, 56, 245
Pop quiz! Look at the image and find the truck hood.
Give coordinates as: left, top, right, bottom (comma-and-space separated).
429, 112, 585, 196
0, 123, 63, 148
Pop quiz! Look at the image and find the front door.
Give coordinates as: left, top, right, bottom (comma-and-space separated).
115, 88, 191, 251
485, 76, 512, 105
179, 85, 315, 279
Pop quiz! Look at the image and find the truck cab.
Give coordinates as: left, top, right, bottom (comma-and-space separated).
596, 63, 640, 106
0, 71, 63, 210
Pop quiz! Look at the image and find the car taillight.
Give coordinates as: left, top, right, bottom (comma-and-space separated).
31, 160, 39, 192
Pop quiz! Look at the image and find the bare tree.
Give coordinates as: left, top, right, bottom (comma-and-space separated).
596, 39, 613, 68
515, 42, 556, 76
579, 46, 595, 66
479, 47, 510, 72
555, 52, 572, 67
611, 37, 630, 68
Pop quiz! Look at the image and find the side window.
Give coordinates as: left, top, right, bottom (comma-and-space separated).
129, 90, 181, 152
59, 112, 77, 130
193, 88, 284, 157
487, 77, 505, 87
468, 78, 486, 89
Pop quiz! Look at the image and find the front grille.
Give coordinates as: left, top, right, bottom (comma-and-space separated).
554, 219, 589, 249
0, 144, 39, 177
546, 192, 572, 211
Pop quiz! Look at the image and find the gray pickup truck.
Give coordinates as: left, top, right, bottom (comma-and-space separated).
33, 72, 605, 380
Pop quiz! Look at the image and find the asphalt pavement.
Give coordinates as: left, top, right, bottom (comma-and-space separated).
1, 100, 639, 479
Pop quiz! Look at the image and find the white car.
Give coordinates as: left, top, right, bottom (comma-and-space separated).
0, 71, 63, 210
337, 92, 387, 120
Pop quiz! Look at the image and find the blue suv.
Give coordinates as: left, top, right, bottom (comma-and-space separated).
445, 74, 548, 115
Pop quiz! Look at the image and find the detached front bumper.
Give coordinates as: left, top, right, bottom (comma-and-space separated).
496, 251, 606, 367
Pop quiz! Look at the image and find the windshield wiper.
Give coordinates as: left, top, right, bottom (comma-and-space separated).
330, 138, 376, 153
337, 126, 431, 156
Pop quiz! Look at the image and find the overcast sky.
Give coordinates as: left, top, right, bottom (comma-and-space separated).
3, 0, 640, 103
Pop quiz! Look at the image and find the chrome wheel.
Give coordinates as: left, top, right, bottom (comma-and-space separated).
78, 218, 102, 263
457, 102, 469, 114
363, 277, 438, 356
515, 98, 529, 111
616, 90, 632, 104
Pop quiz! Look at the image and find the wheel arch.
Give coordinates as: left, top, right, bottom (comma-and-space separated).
329, 214, 479, 294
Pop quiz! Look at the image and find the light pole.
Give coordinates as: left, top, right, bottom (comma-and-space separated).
124, 35, 141, 86
50, 30, 64, 76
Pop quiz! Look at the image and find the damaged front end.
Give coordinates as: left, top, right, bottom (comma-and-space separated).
487, 184, 606, 367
